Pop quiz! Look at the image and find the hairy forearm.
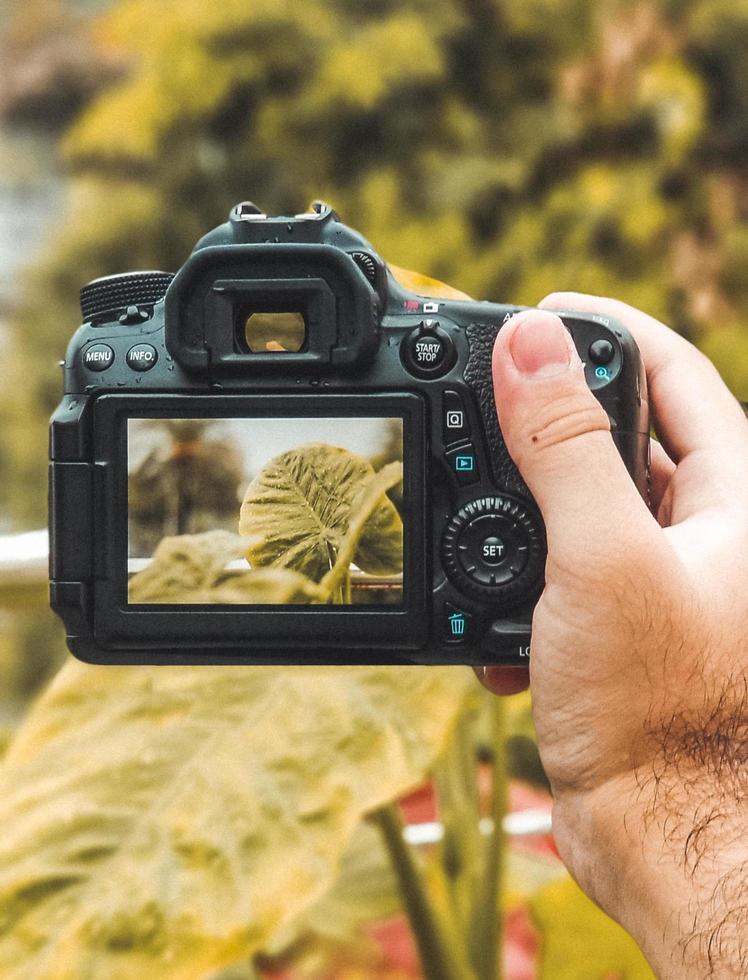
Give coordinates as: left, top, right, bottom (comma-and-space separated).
619, 797, 748, 979
554, 692, 748, 979
630, 691, 748, 978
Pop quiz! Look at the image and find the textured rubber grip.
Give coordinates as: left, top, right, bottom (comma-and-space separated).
464, 321, 530, 496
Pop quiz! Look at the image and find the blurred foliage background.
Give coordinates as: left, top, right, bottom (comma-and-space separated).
0, 0, 746, 976
2, 0, 748, 711
4, 0, 748, 534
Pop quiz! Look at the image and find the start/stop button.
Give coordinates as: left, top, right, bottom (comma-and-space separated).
400, 319, 455, 378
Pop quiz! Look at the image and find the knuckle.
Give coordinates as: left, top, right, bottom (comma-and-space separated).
516, 387, 610, 458
546, 544, 685, 663
730, 512, 748, 580
547, 532, 651, 601
686, 343, 726, 388
676, 337, 729, 389
540, 289, 589, 308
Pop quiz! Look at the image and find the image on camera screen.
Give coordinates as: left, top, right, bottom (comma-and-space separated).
126, 417, 405, 606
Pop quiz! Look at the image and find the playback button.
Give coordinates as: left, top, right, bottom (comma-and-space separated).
445, 443, 480, 485
126, 343, 158, 372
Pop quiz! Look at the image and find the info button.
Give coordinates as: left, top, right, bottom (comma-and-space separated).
126, 344, 158, 372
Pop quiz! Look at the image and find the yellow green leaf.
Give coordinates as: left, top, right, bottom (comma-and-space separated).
0, 661, 475, 979
263, 819, 401, 956
128, 530, 322, 605
239, 444, 403, 583
389, 264, 474, 301
318, 461, 404, 595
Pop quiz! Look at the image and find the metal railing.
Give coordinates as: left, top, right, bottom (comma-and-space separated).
405, 810, 553, 843
0, 529, 48, 604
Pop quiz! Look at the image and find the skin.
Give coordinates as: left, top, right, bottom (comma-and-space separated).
475, 294, 748, 978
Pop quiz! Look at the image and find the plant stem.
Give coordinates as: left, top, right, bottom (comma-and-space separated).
372, 803, 474, 980
246, 960, 264, 979
318, 462, 402, 600
469, 696, 507, 980
435, 710, 482, 946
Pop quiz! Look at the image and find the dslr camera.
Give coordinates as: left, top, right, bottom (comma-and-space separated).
49, 201, 649, 665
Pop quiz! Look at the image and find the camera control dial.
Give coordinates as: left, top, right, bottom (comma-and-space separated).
79, 271, 174, 323
442, 495, 545, 603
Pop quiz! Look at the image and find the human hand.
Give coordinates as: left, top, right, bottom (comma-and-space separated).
478, 294, 748, 978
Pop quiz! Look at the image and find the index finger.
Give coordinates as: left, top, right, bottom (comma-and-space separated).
539, 292, 748, 472
473, 665, 530, 696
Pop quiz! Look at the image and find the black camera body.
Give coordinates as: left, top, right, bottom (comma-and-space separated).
49, 202, 649, 666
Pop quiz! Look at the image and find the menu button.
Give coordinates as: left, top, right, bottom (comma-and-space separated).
82, 344, 114, 372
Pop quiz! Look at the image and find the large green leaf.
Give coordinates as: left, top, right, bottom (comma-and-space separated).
261, 819, 401, 958
239, 444, 403, 582
128, 530, 322, 604
317, 462, 404, 598
348, 462, 405, 577
0, 661, 474, 979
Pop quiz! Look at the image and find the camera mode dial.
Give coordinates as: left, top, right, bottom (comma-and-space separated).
80, 271, 174, 323
442, 495, 545, 604
350, 251, 378, 286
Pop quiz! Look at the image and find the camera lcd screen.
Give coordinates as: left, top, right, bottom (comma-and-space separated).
127, 417, 405, 607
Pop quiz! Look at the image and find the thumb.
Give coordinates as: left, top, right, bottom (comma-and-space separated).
493, 310, 654, 565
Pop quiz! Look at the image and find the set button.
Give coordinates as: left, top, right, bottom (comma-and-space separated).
480, 535, 506, 565
455, 512, 529, 587
82, 343, 114, 371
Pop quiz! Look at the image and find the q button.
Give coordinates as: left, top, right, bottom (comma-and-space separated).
126, 343, 158, 372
